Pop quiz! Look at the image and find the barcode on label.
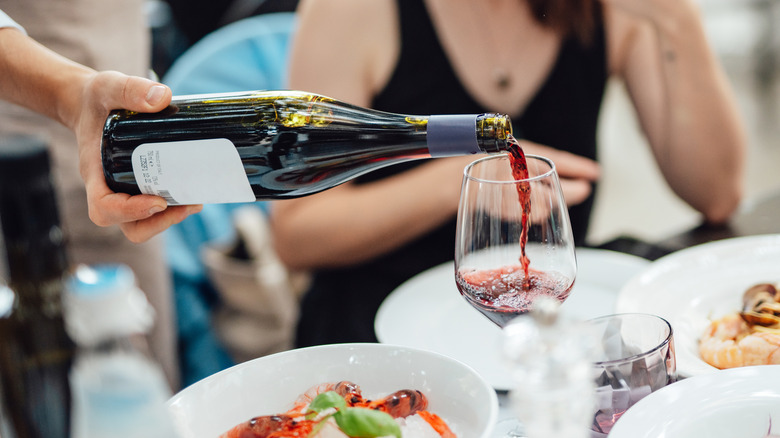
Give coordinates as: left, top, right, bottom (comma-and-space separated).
158, 190, 179, 205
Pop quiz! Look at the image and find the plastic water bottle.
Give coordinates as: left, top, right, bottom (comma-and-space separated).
64, 264, 178, 438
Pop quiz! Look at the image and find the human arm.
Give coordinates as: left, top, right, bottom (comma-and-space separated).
602, 0, 747, 223
270, 0, 460, 268
271, 0, 600, 270
0, 26, 201, 242
272, 142, 599, 269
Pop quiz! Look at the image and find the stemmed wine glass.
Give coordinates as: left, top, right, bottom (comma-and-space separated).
455, 152, 577, 437
454, 152, 576, 328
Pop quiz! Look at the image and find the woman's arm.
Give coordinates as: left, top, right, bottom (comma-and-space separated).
271, 0, 459, 269
603, 0, 747, 223
0, 27, 201, 242
273, 0, 601, 270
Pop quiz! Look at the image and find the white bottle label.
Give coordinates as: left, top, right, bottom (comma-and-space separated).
131, 138, 255, 205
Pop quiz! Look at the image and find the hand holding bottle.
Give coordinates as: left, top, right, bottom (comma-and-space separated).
0, 26, 202, 243
71, 71, 203, 243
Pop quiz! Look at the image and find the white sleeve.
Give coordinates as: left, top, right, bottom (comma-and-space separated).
0, 9, 26, 34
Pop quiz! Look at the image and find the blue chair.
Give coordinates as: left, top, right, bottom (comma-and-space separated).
163, 12, 295, 95
161, 12, 297, 387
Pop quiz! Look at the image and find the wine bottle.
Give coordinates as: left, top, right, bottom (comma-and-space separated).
101, 90, 513, 205
0, 136, 76, 438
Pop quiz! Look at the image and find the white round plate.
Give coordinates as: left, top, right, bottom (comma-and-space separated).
615, 234, 780, 378
609, 365, 780, 438
375, 248, 650, 390
168, 343, 498, 438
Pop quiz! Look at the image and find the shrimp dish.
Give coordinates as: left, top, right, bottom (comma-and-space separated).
699, 283, 780, 369
220, 380, 456, 438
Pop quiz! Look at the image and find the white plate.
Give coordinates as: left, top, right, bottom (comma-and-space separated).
609, 365, 780, 438
168, 343, 498, 438
374, 248, 650, 390
615, 234, 780, 378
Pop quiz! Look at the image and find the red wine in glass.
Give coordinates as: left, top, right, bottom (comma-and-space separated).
456, 265, 573, 327
592, 407, 629, 436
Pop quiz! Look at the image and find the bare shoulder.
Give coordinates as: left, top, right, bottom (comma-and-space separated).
296, 0, 393, 31
602, 3, 657, 77
291, 0, 398, 105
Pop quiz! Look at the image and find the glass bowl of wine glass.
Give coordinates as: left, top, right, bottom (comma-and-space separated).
454, 153, 576, 328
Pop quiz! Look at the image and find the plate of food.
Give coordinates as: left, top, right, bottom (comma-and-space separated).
615, 234, 780, 378
375, 248, 650, 390
609, 365, 780, 438
167, 343, 497, 438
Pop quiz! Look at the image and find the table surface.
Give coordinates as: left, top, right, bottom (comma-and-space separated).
495, 190, 780, 436
595, 189, 780, 260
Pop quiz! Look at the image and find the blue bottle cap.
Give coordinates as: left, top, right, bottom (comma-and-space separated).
68, 264, 136, 298
64, 264, 155, 345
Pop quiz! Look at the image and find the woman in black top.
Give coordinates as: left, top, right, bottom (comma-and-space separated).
273, 0, 746, 347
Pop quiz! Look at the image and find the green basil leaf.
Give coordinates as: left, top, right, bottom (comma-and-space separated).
309, 391, 347, 413
334, 407, 401, 438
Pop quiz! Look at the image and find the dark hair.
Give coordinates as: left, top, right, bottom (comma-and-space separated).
526, 0, 598, 45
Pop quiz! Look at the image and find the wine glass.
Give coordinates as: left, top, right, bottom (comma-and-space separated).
454, 153, 576, 328
456, 153, 577, 437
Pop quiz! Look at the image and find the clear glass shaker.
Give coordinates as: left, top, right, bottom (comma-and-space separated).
502, 298, 596, 438
64, 264, 178, 438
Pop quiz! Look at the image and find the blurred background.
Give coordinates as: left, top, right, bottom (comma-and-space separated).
145, 0, 780, 246
591, 0, 780, 245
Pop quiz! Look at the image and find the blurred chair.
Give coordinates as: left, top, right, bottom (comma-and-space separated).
161, 12, 307, 387
163, 11, 295, 94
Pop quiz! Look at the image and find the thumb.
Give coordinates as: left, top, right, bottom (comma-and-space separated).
95, 71, 172, 114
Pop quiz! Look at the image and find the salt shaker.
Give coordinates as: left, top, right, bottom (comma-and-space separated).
64, 264, 179, 438
502, 298, 596, 438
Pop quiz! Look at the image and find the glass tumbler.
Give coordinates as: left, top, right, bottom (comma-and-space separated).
589, 313, 676, 436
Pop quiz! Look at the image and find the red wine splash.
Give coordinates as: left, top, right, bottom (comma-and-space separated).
507, 134, 531, 289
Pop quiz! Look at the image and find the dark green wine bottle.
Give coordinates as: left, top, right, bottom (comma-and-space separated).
0, 136, 75, 438
101, 90, 513, 205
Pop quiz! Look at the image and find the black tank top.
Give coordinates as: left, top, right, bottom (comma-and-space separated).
295, 0, 607, 347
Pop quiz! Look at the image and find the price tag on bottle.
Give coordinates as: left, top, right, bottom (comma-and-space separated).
131, 138, 254, 205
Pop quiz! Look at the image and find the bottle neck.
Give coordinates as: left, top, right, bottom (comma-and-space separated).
476, 113, 513, 153
426, 113, 512, 157
0, 173, 68, 317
